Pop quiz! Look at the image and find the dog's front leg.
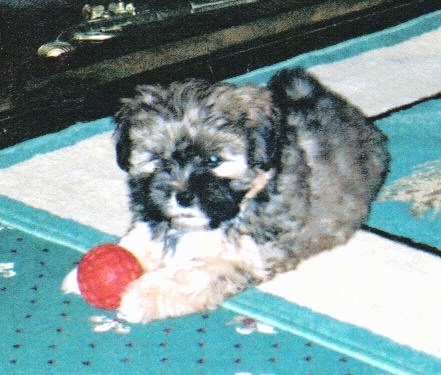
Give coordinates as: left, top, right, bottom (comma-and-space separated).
117, 258, 253, 323
118, 221, 165, 272
118, 233, 269, 323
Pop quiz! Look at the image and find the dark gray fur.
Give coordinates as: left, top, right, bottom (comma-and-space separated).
114, 68, 389, 316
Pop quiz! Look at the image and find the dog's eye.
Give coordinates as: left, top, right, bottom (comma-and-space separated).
206, 155, 221, 168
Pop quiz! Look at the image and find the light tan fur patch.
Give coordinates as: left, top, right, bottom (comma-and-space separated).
379, 159, 441, 216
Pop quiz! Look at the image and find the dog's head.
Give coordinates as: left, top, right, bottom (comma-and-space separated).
114, 79, 280, 232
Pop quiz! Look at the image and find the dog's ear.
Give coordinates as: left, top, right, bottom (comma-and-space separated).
113, 99, 136, 172
113, 84, 165, 172
113, 117, 132, 172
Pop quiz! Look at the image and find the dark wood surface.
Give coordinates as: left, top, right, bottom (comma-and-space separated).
1, 0, 440, 148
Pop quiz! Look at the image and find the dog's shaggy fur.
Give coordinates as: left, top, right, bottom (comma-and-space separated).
63, 68, 389, 323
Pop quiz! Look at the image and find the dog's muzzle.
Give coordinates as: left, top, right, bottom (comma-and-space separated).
168, 191, 210, 231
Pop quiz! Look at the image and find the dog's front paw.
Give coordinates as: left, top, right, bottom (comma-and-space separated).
118, 265, 220, 323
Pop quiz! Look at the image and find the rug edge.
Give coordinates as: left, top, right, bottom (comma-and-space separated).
224, 289, 441, 375
0, 195, 117, 253
0, 117, 115, 169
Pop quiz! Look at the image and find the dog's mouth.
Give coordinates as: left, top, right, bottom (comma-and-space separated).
170, 215, 210, 231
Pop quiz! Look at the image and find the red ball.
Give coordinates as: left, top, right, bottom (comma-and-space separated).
77, 244, 143, 310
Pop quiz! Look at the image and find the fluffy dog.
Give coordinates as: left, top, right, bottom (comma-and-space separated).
63, 68, 389, 323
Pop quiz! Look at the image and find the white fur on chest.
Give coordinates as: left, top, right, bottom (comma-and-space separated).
162, 229, 224, 263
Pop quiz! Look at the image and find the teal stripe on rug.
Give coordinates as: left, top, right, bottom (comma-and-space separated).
0, 195, 117, 253
377, 99, 441, 182
369, 98, 441, 249
229, 9, 441, 86
225, 289, 441, 375
0, 117, 115, 169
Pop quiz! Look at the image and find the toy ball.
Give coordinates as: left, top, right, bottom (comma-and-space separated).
77, 243, 143, 310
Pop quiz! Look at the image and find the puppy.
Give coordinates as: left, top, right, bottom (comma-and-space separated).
63, 68, 389, 323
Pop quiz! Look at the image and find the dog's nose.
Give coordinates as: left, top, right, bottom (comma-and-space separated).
176, 191, 195, 207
